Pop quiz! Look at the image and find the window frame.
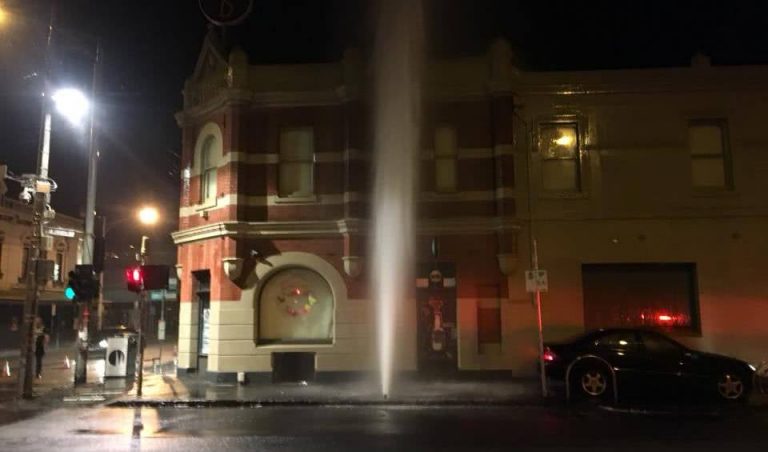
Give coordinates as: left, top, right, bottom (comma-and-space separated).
688, 119, 733, 191
192, 122, 223, 211
582, 262, 701, 336
256, 265, 334, 345
199, 136, 218, 206
537, 120, 585, 194
277, 126, 316, 201
433, 125, 459, 193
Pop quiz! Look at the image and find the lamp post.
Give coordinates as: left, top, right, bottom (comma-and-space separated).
20, 88, 90, 397
135, 205, 159, 397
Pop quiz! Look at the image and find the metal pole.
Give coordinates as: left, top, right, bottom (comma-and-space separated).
136, 236, 148, 397
83, 39, 101, 266
19, 109, 51, 399
96, 215, 105, 330
532, 239, 548, 398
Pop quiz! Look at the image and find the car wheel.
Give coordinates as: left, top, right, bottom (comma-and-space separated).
716, 372, 747, 402
575, 366, 611, 399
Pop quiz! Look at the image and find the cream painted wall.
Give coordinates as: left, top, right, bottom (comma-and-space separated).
510, 75, 768, 368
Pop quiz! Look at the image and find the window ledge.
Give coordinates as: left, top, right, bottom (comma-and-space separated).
538, 191, 589, 200
254, 342, 334, 350
194, 199, 218, 212
691, 188, 739, 198
422, 191, 462, 201
273, 195, 318, 205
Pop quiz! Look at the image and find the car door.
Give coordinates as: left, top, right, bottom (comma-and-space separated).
637, 331, 687, 400
592, 331, 644, 397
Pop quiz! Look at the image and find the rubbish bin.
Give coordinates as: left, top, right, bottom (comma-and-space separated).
105, 336, 129, 377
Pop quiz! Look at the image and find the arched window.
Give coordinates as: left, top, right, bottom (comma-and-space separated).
193, 122, 223, 207
199, 135, 217, 205
258, 267, 334, 344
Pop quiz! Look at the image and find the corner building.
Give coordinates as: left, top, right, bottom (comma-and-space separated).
173, 33, 768, 381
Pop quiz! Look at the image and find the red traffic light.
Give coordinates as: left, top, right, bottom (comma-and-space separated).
125, 265, 169, 292
126, 266, 143, 292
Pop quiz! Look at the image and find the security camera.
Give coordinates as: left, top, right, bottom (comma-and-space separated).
19, 188, 32, 204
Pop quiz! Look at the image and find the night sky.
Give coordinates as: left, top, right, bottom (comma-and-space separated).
1, 0, 767, 263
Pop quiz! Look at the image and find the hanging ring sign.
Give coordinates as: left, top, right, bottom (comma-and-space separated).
199, 0, 254, 26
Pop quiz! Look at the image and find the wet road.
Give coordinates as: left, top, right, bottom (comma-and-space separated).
0, 404, 766, 451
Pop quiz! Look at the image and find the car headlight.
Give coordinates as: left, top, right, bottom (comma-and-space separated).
98, 339, 108, 349
748, 363, 757, 372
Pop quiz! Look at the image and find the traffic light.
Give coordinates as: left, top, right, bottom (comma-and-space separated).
125, 265, 170, 292
126, 266, 143, 292
65, 265, 99, 302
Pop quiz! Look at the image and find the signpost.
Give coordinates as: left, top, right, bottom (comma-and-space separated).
527, 240, 548, 398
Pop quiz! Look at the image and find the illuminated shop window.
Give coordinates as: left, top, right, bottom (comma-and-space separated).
582, 263, 700, 333
689, 120, 732, 189
539, 122, 580, 192
434, 126, 458, 193
279, 127, 315, 198
258, 267, 333, 344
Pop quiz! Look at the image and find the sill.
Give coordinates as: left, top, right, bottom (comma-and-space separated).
194, 199, 218, 212
422, 191, 462, 201
538, 191, 589, 200
691, 188, 739, 198
254, 341, 333, 350
273, 194, 318, 205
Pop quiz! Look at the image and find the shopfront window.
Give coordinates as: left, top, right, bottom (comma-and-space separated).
258, 267, 333, 344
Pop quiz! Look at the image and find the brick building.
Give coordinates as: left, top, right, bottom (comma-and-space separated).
172, 33, 768, 380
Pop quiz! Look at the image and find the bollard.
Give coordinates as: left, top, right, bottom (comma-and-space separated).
3, 360, 10, 377
64, 356, 71, 369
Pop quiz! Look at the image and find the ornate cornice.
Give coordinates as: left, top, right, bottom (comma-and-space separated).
172, 217, 521, 245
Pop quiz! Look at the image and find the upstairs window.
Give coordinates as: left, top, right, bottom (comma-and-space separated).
539, 123, 580, 192
434, 126, 458, 192
279, 127, 315, 198
199, 136, 218, 205
689, 120, 731, 189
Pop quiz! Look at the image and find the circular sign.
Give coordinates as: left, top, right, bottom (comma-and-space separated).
199, 0, 253, 26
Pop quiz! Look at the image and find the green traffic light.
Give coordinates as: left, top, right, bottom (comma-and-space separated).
65, 286, 76, 300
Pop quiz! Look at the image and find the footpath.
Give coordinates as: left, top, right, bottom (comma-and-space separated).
0, 342, 766, 425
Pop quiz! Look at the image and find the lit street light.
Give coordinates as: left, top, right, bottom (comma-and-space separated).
137, 206, 160, 226
51, 88, 90, 126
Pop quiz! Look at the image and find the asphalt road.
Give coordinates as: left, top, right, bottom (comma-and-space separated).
0, 404, 765, 451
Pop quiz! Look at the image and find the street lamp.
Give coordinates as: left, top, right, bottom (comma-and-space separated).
20, 85, 91, 398
51, 88, 90, 127
137, 206, 159, 226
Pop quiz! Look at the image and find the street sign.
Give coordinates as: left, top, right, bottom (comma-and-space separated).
158, 320, 166, 341
525, 270, 549, 293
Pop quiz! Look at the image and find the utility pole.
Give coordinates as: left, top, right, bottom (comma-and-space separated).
19, 5, 56, 399
136, 235, 149, 397
75, 38, 102, 386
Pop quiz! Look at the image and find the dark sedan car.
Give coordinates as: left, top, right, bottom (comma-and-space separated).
544, 328, 756, 403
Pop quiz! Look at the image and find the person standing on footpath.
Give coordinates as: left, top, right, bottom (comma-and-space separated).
34, 317, 49, 379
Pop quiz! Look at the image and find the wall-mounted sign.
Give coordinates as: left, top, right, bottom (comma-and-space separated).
199, 0, 253, 26
47, 227, 76, 238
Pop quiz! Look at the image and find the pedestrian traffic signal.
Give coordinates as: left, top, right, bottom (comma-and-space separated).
125, 265, 170, 292
126, 266, 143, 292
65, 265, 99, 302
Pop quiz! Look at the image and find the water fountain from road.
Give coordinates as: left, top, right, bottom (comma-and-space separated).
371, 0, 425, 398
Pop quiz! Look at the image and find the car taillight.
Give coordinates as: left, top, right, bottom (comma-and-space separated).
543, 347, 557, 362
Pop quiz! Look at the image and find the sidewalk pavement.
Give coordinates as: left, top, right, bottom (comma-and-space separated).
1, 343, 767, 415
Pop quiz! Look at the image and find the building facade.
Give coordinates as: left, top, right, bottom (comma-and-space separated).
173, 33, 768, 380
0, 196, 83, 347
